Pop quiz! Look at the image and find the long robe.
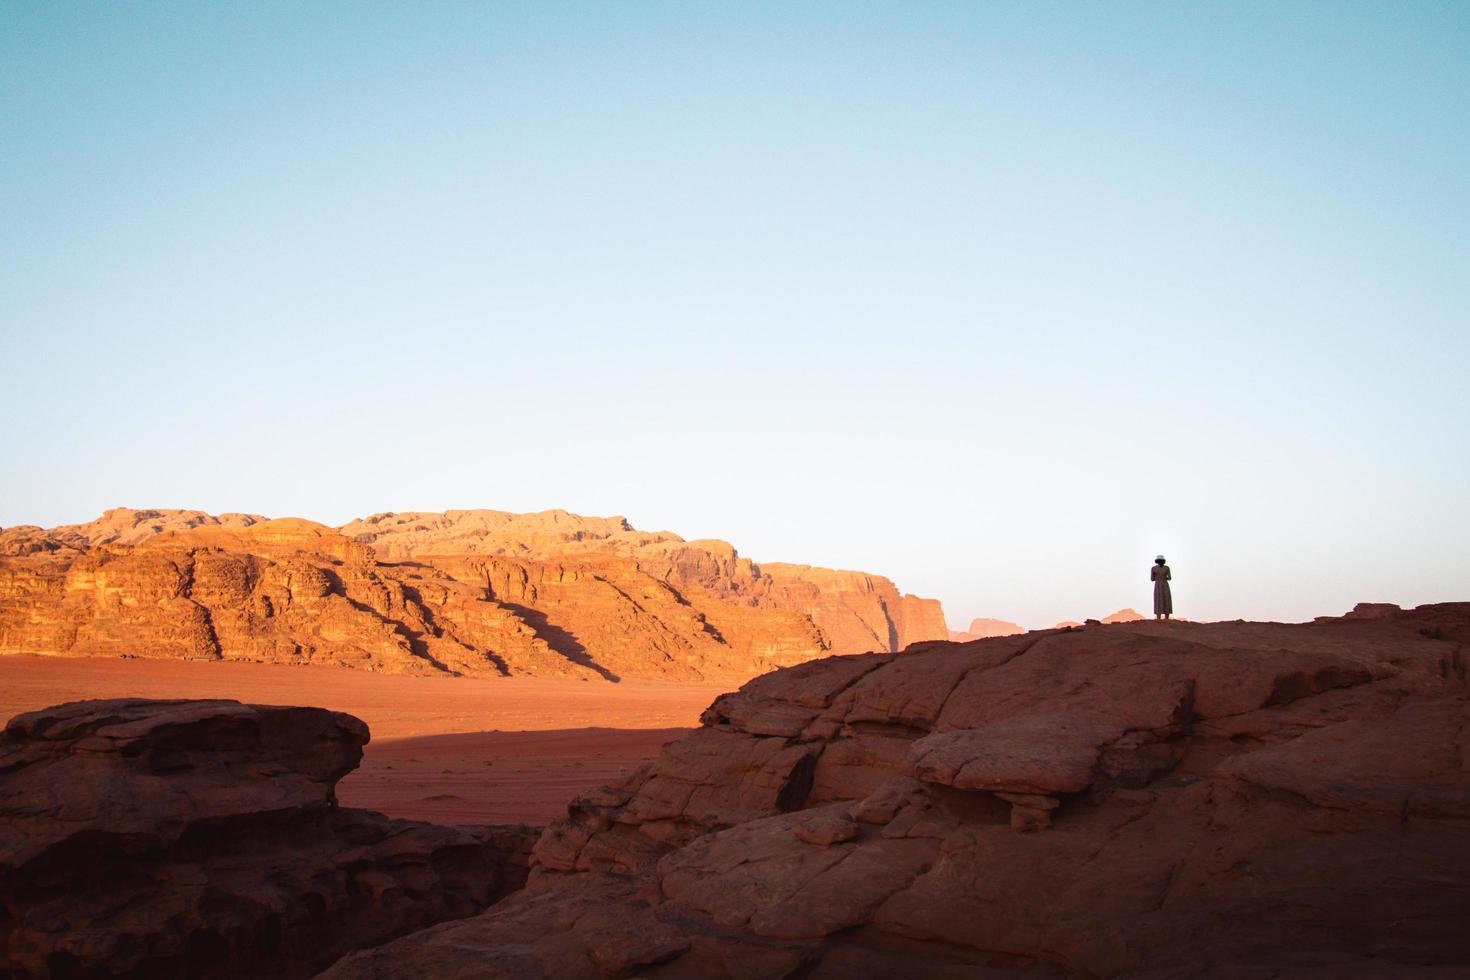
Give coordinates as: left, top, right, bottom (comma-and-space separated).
1151, 563, 1172, 615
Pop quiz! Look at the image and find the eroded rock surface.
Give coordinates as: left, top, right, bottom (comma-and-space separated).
0, 508, 945, 682
326, 604, 1470, 979
0, 698, 535, 979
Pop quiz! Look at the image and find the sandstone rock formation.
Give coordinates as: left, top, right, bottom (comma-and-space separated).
341, 510, 947, 657
325, 603, 1470, 978
337, 509, 671, 561
947, 616, 1024, 642
0, 698, 535, 980
0, 508, 267, 555
0, 508, 945, 682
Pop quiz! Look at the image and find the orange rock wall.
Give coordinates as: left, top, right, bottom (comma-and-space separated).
0, 508, 947, 682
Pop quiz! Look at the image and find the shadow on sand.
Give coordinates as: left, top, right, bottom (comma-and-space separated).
501, 604, 621, 682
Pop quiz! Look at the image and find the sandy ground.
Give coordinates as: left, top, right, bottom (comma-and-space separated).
0, 655, 727, 825
339, 727, 690, 824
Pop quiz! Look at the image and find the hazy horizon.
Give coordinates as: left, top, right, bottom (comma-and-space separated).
3, 3, 1467, 630
0, 498, 1456, 633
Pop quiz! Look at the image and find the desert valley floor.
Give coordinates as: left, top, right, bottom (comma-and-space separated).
0, 655, 725, 824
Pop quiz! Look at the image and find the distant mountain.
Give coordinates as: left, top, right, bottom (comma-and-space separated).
947, 617, 1024, 643
945, 607, 1147, 640
1055, 608, 1147, 629
0, 507, 946, 682
1102, 607, 1144, 623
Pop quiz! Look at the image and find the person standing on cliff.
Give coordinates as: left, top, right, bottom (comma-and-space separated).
1151, 555, 1173, 620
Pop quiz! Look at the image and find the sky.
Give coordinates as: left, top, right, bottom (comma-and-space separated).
2, 2, 1467, 630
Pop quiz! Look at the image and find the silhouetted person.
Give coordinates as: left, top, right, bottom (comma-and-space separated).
1152, 555, 1172, 620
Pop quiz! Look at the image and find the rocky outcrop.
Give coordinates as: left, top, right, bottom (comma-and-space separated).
0, 508, 946, 681
0, 508, 268, 555
0, 698, 535, 980
337, 510, 670, 561
343, 510, 947, 655
326, 603, 1470, 978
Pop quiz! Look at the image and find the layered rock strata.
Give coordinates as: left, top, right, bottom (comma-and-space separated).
342, 510, 947, 656
0, 508, 945, 681
326, 603, 1470, 978
0, 698, 535, 980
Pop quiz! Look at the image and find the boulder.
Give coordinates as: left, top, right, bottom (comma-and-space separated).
0, 698, 535, 979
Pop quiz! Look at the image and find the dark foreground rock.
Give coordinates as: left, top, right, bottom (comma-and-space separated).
324, 603, 1470, 979
0, 698, 535, 979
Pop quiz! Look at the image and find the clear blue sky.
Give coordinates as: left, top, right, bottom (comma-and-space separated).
2, 2, 1466, 628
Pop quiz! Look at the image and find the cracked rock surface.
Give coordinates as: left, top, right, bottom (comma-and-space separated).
324, 603, 1470, 979
0, 698, 536, 979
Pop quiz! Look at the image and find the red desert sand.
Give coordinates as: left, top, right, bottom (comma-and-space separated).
0, 655, 725, 824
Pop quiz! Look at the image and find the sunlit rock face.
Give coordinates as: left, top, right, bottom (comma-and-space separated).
0, 697, 536, 980
324, 603, 1470, 979
0, 507, 947, 682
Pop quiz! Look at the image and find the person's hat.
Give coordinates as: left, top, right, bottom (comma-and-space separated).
1155, 554, 1165, 561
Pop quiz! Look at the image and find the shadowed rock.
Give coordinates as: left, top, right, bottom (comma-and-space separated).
0, 698, 536, 979
324, 603, 1470, 979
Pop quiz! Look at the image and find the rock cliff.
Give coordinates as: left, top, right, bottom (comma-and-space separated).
0, 508, 946, 682
0, 698, 535, 980
323, 602, 1470, 978
341, 510, 947, 657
